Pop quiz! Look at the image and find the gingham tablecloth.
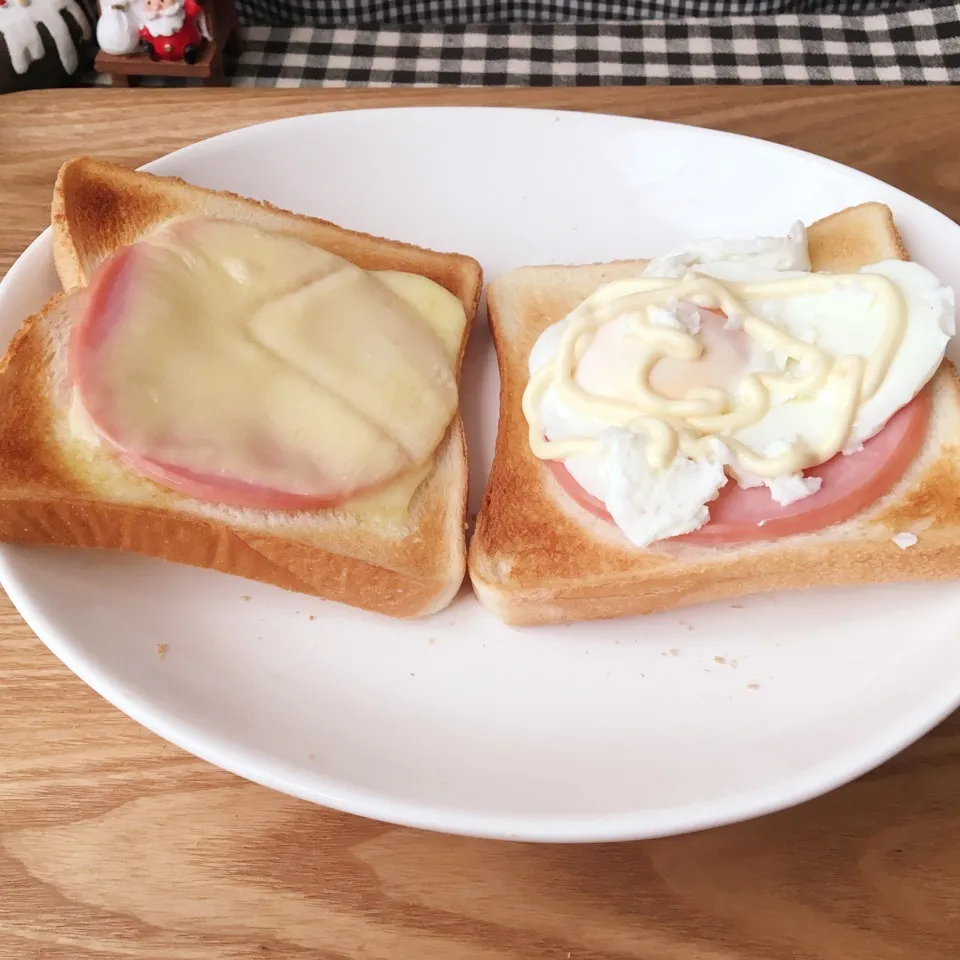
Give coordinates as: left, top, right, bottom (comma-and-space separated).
237, 0, 924, 21
220, 3, 959, 84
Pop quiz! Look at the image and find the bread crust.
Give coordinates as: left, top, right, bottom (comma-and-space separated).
469, 203, 960, 625
0, 159, 484, 619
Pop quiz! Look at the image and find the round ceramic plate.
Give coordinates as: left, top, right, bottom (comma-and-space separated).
1, 107, 959, 843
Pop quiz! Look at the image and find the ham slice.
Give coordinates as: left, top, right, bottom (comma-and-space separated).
548, 387, 930, 544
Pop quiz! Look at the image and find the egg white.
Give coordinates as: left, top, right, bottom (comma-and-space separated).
529, 233, 955, 548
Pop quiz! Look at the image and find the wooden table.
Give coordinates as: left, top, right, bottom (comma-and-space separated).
2, 87, 960, 960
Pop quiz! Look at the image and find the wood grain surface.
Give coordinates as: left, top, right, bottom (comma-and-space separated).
2, 87, 960, 960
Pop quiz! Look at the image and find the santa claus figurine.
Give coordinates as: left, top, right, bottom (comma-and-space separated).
138, 0, 210, 64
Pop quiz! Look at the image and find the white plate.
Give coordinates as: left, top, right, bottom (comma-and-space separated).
2, 107, 959, 843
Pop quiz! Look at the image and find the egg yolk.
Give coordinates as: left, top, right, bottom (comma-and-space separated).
573, 306, 750, 405
649, 308, 750, 400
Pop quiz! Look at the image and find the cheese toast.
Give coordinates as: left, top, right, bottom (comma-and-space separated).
0, 158, 483, 618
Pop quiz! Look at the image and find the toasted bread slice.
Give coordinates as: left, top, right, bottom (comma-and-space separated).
470, 203, 960, 626
0, 159, 483, 618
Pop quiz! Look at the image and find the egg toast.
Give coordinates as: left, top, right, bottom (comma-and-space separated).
0, 158, 483, 618
469, 203, 960, 626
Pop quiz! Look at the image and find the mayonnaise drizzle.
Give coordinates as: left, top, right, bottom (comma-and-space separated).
521, 269, 907, 479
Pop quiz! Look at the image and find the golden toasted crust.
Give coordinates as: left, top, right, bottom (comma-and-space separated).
0, 159, 484, 619
53, 157, 483, 313
469, 202, 960, 625
805, 201, 909, 273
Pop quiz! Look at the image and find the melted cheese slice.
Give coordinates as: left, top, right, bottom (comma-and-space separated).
337, 270, 467, 523
64, 221, 468, 527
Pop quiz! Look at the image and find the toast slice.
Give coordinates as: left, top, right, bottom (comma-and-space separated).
0, 158, 483, 618
469, 203, 960, 626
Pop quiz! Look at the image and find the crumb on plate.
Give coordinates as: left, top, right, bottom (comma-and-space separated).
892, 532, 918, 550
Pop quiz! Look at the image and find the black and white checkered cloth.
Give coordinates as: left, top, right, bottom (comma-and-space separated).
218, 2, 960, 84
236, 0, 925, 21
